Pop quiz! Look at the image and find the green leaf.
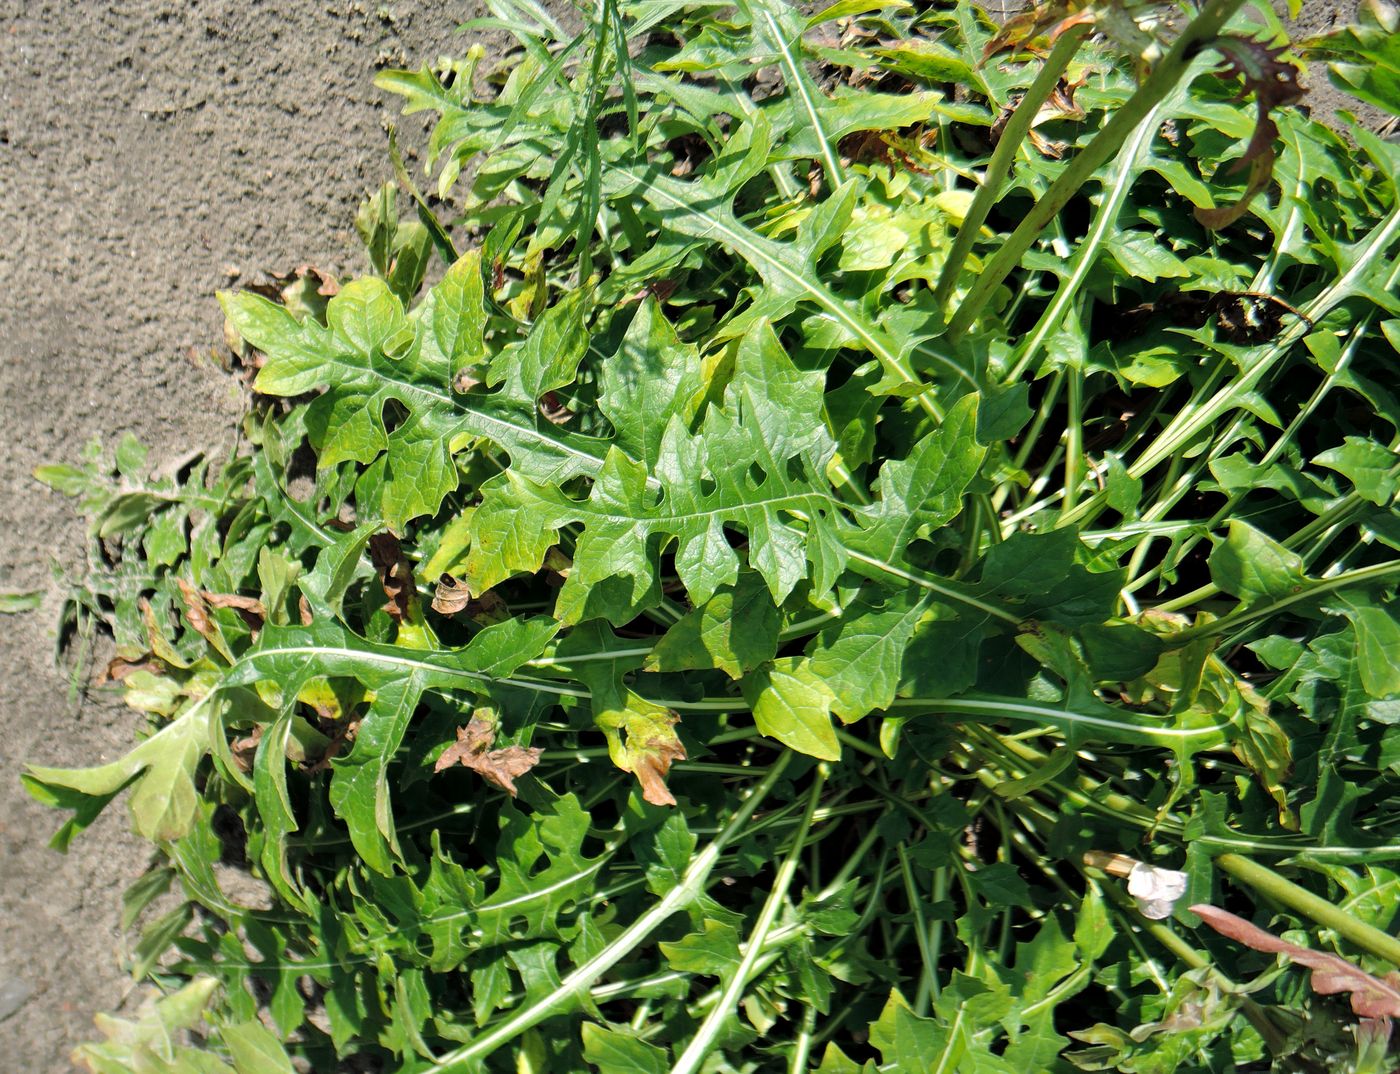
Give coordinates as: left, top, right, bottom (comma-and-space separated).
808, 588, 929, 722
853, 392, 984, 563
0, 590, 42, 613
647, 571, 779, 679
1306, 1, 1400, 117
222, 1021, 297, 1074
1314, 436, 1399, 506
23, 698, 210, 842
869, 990, 963, 1072
1327, 592, 1400, 698
468, 320, 851, 616
72, 978, 230, 1074
597, 298, 704, 470
743, 657, 840, 760
328, 676, 423, 875
581, 1022, 669, 1074
1207, 520, 1308, 604
221, 275, 610, 529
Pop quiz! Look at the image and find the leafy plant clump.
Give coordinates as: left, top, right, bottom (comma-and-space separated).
25, 0, 1400, 1071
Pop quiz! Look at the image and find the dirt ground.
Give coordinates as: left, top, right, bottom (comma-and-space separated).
0, 0, 1385, 1070
0, 2, 480, 1068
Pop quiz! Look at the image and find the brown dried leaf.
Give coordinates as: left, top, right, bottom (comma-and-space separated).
231, 725, 264, 773
633, 736, 687, 808
431, 575, 474, 615
983, 1, 1097, 60
305, 718, 359, 774
453, 366, 484, 393
1192, 904, 1400, 1019
434, 717, 543, 797
201, 591, 266, 631
176, 578, 216, 644
538, 391, 575, 426
99, 656, 165, 685
298, 595, 314, 626
369, 532, 415, 623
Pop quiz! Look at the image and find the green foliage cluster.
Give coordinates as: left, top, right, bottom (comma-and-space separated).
24, 0, 1400, 1070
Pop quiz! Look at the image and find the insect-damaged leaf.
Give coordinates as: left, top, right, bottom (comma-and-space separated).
435, 715, 543, 797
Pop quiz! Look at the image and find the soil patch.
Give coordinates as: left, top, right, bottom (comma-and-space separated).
0, 2, 479, 1067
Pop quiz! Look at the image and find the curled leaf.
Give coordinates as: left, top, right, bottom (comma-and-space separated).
983, 0, 1161, 63
598, 695, 687, 807
201, 591, 266, 630
431, 575, 473, 615
369, 532, 416, 623
632, 735, 687, 808
1195, 37, 1305, 230
175, 579, 216, 645
434, 716, 543, 797
1192, 904, 1400, 1019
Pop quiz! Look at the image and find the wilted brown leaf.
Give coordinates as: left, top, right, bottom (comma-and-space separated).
298, 595, 314, 626
305, 718, 359, 774
176, 578, 216, 645
538, 391, 574, 426
435, 716, 543, 797
201, 591, 266, 631
99, 655, 165, 685
983, 0, 1096, 60
369, 532, 415, 623
633, 735, 687, 808
431, 575, 474, 615
431, 577, 511, 624
1192, 904, 1400, 1019
231, 725, 264, 773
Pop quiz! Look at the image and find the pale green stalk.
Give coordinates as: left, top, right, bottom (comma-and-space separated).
671, 765, 827, 1074
934, 25, 1090, 311
946, 0, 1249, 340
1216, 853, 1400, 968
430, 752, 794, 1071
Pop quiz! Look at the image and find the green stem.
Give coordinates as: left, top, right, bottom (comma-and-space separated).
430, 752, 794, 1071
946, 0, 1248, 340
898, 842, 939, 1015
671, 764, 827, 1074
1170, 559, 1400, 644
1214, 853, 1400, 968
933, 25, 1089, 311
1063, 361, 1084, 512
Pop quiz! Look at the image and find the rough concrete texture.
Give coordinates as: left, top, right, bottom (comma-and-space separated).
0, 0, 1388, 1070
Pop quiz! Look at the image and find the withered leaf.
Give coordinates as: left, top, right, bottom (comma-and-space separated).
231, 725, 264, 773
632, 735, 687, 808
538, 391, 575, 426
983, 0, 1097, 61
176, 578, 216, 645
305, 718, 359, 774
298, 594, 314, 626
1196, 37, 1305, 230
431, 575, 473, 615
431, 577, 510, 624
369, 532, 415, 623
434, 717, 542, 797
99, 656, 165, 685
1192, 904, 1400, 1019
201, 591, 266, 631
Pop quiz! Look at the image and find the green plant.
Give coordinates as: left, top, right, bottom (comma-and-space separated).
25, 0, 1400, 1071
